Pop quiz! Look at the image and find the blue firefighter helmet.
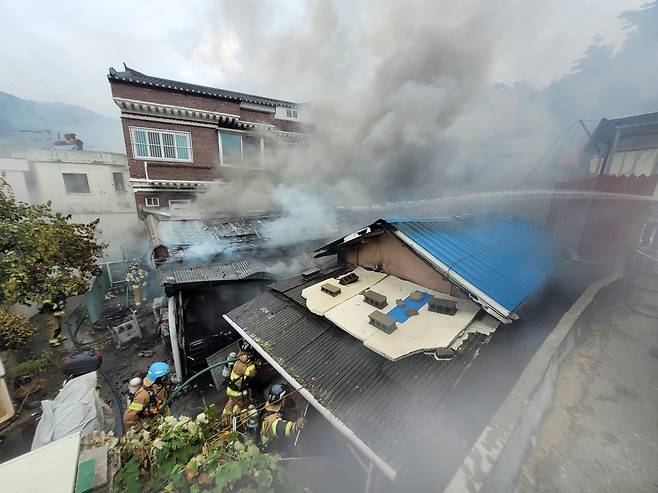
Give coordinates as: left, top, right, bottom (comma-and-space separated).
144, 361, 170, 386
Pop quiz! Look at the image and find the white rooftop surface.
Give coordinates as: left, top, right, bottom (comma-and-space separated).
322, 274, 481, 360
301, 266, 387, 316
0, 433, 80, 493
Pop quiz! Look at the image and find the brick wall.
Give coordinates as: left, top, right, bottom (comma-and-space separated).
121, 117, 221, 181
111, 81, 303, 133
112, 81, 304, 204
111, 82, 242, 115
135, 190, 197, 214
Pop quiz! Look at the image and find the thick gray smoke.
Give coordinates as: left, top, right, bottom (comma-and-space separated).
189, 0, 656, 241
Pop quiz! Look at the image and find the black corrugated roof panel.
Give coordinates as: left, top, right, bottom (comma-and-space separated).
225, 276, 489, 475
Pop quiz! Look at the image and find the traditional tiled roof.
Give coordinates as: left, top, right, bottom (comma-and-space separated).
108, 65, 299, 108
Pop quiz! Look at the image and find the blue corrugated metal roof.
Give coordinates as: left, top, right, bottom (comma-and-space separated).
387, 215, 556, 315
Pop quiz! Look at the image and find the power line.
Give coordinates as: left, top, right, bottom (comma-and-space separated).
474, 120, 583, 213
0, 128, 51, 134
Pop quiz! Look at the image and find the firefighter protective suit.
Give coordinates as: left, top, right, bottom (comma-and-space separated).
41, 294, 66, 347
123, 362, 171, 430
222, 350, 257, 419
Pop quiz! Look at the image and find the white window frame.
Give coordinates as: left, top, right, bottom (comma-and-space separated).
168, 199, 191, 210
218, 130, 264, 169
145, 197, 160, 208
129, 126, 193, 162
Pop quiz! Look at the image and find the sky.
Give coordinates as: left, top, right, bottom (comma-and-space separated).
0, 0, 647, 118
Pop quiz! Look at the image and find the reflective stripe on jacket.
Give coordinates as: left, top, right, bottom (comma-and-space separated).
260, 413, 297, 444
123, 384, 169, 430
226, 353, 256, 397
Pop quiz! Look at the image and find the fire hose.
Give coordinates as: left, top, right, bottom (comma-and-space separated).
160, 357, 238, 411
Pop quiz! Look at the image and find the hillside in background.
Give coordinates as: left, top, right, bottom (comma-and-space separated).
0, 91, 124, 153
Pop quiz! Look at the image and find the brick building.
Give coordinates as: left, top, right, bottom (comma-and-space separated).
107, 65, 306, 213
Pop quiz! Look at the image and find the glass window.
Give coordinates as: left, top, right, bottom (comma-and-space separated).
175, 134, 189, 160
134, 129, 148, 157
169, 199, 191, 210
113, 172, 125, 192
147, 131, 162, 158
145, 197, 159, 207
131, 128, 192, 161
243, 136, 261, 167
221, 132, 242, 165
162, 132, 176, 159
609, 149, 658, 176
63, 173, 90, 193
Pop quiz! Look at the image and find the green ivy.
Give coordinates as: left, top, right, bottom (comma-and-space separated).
109, 406, 310, 493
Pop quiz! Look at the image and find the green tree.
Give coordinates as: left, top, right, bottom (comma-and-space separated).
0, 177, 105, 347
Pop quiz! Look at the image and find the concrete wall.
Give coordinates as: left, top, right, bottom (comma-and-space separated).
1, 150, 142, 262
0, 158, 30, 202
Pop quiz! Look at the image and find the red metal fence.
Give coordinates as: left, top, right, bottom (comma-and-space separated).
546, 175, 658, 261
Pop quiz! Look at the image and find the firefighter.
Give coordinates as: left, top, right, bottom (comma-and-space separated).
222, 341, 258, 420
41, 292, 67, 347
123, 362, 172, 431
260, 383, 305, 451
125, 260, 148, 308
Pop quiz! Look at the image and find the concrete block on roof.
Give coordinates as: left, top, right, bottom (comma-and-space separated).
321, 283, 341, 297
368, 310, 397, 334
410, 290, 424, 302
325, 275, 481, 360
302, 268, 321, 281
405, 307, 419, 317
339, 272, 359, 286
302, 267, 387, 316
429, 296, 458, 316
364, 290, 387, 309
396, 299, 406, 308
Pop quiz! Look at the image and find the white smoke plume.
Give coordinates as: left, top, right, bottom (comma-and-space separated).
185, 0, 656, 247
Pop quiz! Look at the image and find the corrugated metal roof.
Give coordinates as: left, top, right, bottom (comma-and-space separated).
388, 216, 556, 315
225, 272, 489, 475
159, 259, 271, 285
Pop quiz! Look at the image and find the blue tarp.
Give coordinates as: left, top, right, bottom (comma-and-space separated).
387, 216, 556, 314
386, 291, 432, 323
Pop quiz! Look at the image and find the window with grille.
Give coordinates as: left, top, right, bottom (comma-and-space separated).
130, 127, 192, 161
63, 173, 90, 193
219, 132, 263, 168
145, 197, 160, 207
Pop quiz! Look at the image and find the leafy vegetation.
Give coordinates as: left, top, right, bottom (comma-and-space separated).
0, 177, 105, 306
8, 350, 55, 380
110, 405, 309, 493
0, 306, 39, 349
0, 177, 104, 347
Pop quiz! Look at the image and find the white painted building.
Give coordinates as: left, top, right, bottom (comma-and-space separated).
0, 149, 141, 261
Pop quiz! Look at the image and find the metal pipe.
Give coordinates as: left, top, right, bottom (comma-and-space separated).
223, 314, 397, 481
347, 442, 376, 493
168, 295, 183, 382
600, 128, 621, 175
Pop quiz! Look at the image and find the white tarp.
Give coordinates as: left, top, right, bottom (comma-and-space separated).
31, 372, 111, 450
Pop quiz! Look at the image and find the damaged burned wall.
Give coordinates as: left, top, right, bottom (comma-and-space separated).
180, 279, 271, 345
344, 232, 465, 297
